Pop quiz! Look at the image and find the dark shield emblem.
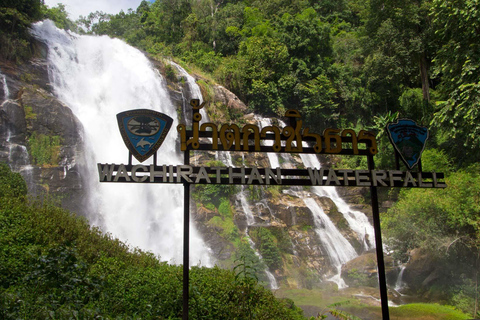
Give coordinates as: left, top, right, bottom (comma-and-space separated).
117, 109, 173, 162
386, 119, 429, 170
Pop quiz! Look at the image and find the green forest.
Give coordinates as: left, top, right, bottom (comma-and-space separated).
1, 0, 479, 318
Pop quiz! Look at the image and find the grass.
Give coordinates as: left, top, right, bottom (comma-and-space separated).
276, 288, 473, 320
390, 303, 472, 320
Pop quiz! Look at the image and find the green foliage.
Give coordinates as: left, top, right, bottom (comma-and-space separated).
318, 300, 363, 320
384, 164, 480, 256
390, 303, 471, 320
0, 163, 27, 199
0, 8, 33, 61
165, 63, 177, 82
399, 87, 433, 123
28, 132, 61, 167
0, 0, 45, 60
193, 183, 234, 207
420, 148, 453, 174
0, 171, 305, 319
431, 0, 480, 154
41, 4, 76, 31
383, 164, 480, 310
23, 105, 36, 120
370, 111, 399, 169
208, 214, 239, 241
249, 227, 283, 271
234, 238, 268, 282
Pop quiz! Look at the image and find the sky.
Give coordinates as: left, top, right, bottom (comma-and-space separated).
44, 0, 153, 20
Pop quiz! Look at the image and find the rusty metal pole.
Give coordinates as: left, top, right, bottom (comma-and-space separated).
368, 154, 390, 320
183, 149, 190, 320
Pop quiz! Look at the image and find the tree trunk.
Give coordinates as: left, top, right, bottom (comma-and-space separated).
419, 53, 430, 102
475, 249, 479, 317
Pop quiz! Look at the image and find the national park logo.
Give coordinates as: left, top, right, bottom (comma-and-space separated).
386, 119, 428, 170
117, 109, 173, 162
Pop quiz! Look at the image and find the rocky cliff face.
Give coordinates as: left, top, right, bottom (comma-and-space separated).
0, 42, 86, 213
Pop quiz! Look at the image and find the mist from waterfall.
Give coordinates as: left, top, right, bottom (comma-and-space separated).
31, 20, 212, 266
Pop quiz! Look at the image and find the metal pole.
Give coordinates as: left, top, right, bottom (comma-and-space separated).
183, 150, 190, 320
368, 154, 390, 320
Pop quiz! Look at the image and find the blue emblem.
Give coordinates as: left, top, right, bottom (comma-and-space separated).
387, 119, 429, 170
117, 109, 173, 162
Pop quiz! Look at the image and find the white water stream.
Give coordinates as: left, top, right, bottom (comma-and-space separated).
32, 20, 212, 266
1, 71, 10, 99
300, 153, 375, 251
256, 118, 375, 288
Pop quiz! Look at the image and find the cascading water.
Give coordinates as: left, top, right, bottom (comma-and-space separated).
300, 153, 375, 251
1, 71, 9, 98
300, 152, 375, 287
171, 61, 235, 167
31, 20, 212, 266
256, 116, 281, 169
1, 69, 33, 181
169, 61, 208, 122
256, 116, 373, 288
394, 265, 406, 292
231, 153, 279, 289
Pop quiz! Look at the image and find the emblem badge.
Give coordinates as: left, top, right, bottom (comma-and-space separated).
117, 109, 173, 162
386, 119, 428, 170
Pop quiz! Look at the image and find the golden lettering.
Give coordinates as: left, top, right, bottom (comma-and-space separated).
220, 124, 241, 151
260, 126, 281, 152
302, 128, 323, 153
357, 130, 377, 155
324, 128, 342, 153
341, 129, 358, 154
242, 124, 261, 151
177, 100, 378, 155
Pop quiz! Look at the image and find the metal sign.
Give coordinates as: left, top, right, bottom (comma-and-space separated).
117, 109, 173, 162
387, 119, 428, 169
99, 100, 446, 320
98, 164, 446, 188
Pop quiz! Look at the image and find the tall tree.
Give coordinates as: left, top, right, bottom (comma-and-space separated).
431, 0, 480, 152
364, 0, 435, 114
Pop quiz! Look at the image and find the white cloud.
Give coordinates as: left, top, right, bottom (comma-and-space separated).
44, 0, 148, 20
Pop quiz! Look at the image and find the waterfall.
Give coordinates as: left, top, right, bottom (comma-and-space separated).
1, 71, 33, 182
31, 20, 212, 266
170, 61, 237, 168
247, 237, 279, 290
1, 71, 9, 99
169, 61, 209, 123
256, 116, 371, 288
256, 116, 281, 169
300, 153, 375, 251
394, 265, 406, 292
240, 188, 256, 225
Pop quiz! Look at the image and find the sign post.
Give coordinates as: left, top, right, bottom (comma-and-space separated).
183, 149, 190, 320
99, 100, 446, 319
368, 154, 390, 319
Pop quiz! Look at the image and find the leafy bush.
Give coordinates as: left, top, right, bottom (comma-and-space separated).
250, 227, 283, 271
0, 165, 305, 319
0, 163, 27, 199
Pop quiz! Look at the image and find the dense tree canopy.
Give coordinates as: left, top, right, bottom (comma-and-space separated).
65, 0, 477, 164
